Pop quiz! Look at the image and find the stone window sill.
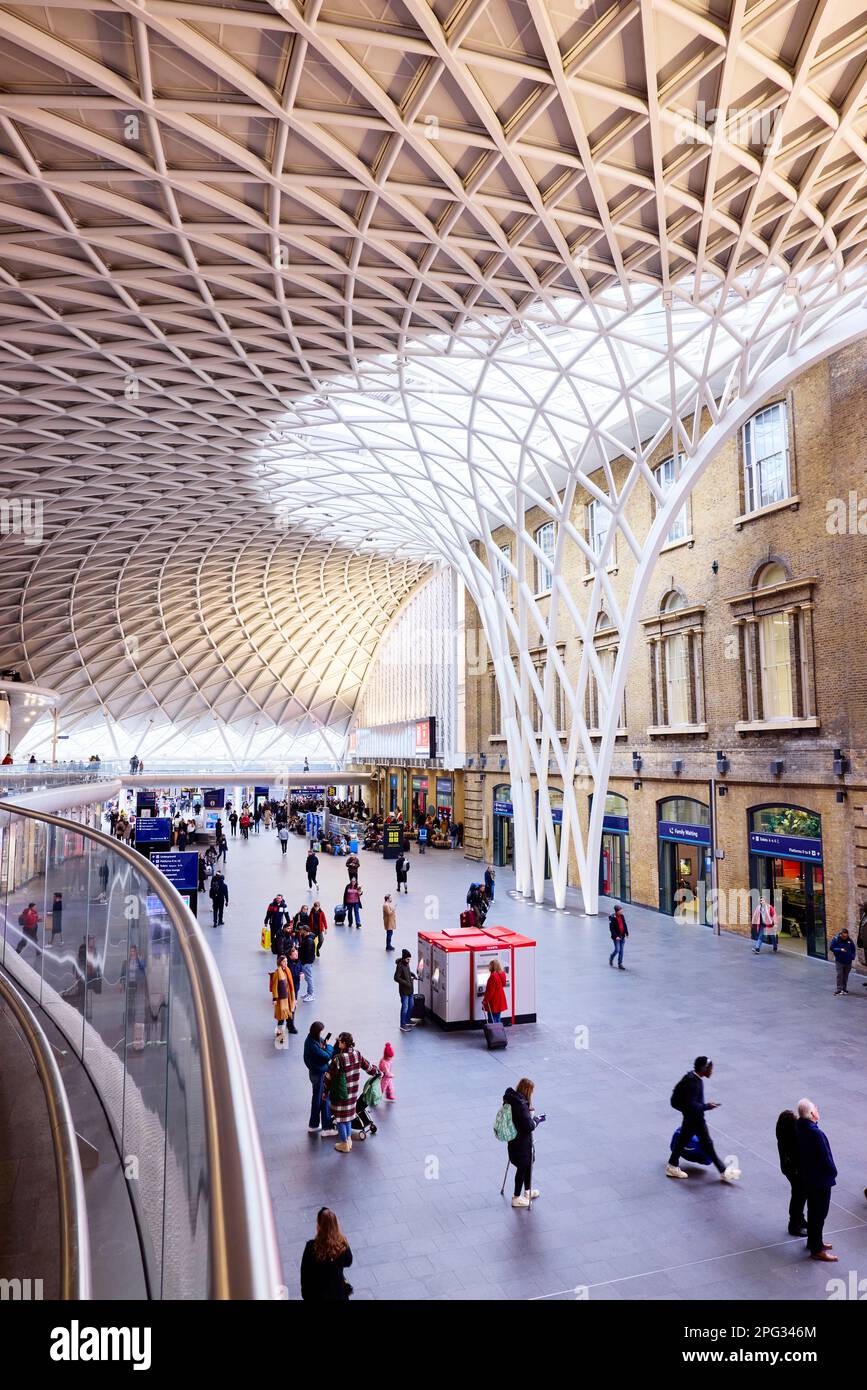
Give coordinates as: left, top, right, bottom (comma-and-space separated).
582, 564, 618, 583
647, 723, 708, 736
735, 716, 819, 733
733, 494, 800, 529
659, 534, 694, 554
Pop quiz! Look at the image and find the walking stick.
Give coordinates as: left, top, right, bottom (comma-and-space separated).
500, 1157, 510, 1196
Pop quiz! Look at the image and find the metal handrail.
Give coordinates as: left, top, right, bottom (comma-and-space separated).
0, 967, 91, 1299
0, 800, 283, 1300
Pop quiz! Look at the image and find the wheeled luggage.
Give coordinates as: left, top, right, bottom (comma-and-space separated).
460, 909, 477, 929
411, 992, 425, 1021
484, 1010, 508, 1050
333, 904, 347, 926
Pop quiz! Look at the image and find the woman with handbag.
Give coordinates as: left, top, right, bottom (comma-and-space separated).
325, 1032, 379, 1152
270, 955, 296, 1045
300, 1208, 353, 1300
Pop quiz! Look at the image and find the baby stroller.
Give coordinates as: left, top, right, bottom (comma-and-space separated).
351, 1072, 383, 1138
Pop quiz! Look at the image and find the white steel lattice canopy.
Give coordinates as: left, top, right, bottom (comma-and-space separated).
0, 1, 867, 892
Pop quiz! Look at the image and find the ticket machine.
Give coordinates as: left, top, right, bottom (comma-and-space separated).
416, 926, 536, 1029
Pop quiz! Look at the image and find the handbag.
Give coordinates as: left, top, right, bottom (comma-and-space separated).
261, 926, 271, 951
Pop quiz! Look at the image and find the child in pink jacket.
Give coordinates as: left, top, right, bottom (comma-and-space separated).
379, 1042, 396, 1101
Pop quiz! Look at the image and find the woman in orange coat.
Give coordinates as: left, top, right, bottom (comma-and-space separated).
482, 958, 508, 1024
270, 955, 297, 1041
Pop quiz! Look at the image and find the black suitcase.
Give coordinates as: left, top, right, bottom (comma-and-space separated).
483, 1011, 508, 1050
411, 993, 425, 1021
333, 904, 347, 926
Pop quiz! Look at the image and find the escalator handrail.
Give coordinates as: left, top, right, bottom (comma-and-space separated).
0, 967, 91, 1299
0, 801, 283, 1300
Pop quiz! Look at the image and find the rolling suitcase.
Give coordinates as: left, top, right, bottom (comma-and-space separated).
483, 1010, 508, 1050
460, 909, 477, 929
333, 904, 347, 926
411, 992, 425, 1022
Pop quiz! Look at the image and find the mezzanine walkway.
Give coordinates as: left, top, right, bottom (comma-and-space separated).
202, 829, 867, 1302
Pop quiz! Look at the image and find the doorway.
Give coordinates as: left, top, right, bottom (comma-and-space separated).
492, 783, 514, 868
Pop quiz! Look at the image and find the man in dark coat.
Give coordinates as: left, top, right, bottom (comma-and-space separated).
795, 1099, 838, 1261
305, 850, 319, 888
395, 950, 417, 1032
209, 870, 229, 926
666, 1056, 740, 1182
395, 853, 409, 894
829, 928, 856, 995
609, 904, 628, 970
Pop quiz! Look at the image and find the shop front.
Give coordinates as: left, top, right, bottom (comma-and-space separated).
435, 776, 453, 821
388, 771, 399, 814
492, 784, 514, 868
593, 792, 631, 902
657, 796, 711, 924
411, 773, 429, 823
535, 788, 562, 879
748, 804, 826, 959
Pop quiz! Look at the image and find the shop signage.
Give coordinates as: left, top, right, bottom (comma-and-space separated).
436, 778, 452, 796
203, 788, 225, 810
134, 817, 172, 844
493, 800, 514, 817
135, 790, 157, 814
602, 813, 629, 835
151, 851, 199, 894
748, 830, 823, 864
657, 819, 710, 845
382, 823, 403, 859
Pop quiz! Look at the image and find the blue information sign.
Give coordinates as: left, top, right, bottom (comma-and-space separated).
602, 813, 629, 835
203, 789, 225, 810
493, 801, 514, 817
657, 819, 711, 846
135, 817, 172, 844
151, 851, 199, 894
748, 831, 823, 864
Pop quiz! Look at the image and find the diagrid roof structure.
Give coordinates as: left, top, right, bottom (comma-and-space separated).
0, 0, 866, 789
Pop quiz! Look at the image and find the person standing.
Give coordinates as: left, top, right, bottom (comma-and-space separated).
49, 891, 64, 947
382, 893, 396, 951
417, 824, 427, 854
395, 949, 418, 1033
297, 926, 317, 1002
482, 958, 507, 1023
303, 1022, 337, 1136
346, 852, 360, 882
229, 809, 238, 837
395, 852, 409, 894
484, 864, 496, 902
300, 1208, 352, 1300
752, 895, 778, 953
305, 848, 319, 888
344, 880, 362, 929
666, 1057, 740, 1182
209, 870, 229, 927
776, 1109, 807, 1238
270, 955, 296, 1042
608, 904, 628, 970
830, 928, 856, 995
503, 1078, 545, 1208
325, 1033, 379, 1153
795, 1098, 838, 1261
309, 901, 327, 953
253, 805, 261, 835
278, 823, 289, 856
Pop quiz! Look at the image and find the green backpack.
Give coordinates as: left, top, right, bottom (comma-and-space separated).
494, 1101, 517, 1143
362, 1073, 383, 1108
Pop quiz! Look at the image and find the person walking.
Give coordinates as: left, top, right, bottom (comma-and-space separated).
305, 848, 319, 889
297, 926, 317, 1002
776, 1109, 807, 1237
830, 927, 856, 995
484, 864, 496, 902
382, 893, 396, 951
209, 870, 229, 927
300, 1208, 352, 1300
278, 823, 289, 856
379, 1042, 396, 1101
395, 949, 418, 1032
239, 810, 250, 840
482, 958, 508, 1023
608, 904, 628, 970
253, 805, 261, 835
325, 1033, 379, 1152
795, 1098, 838, 1261
15, 902, 41, 957
344, 880, 362, 929
304, 1022, 337, 1136
49, 891, 64, 947
752, 895, 778, 953
346, 852, 360, 882
395, 852, 409, 895
270, 955, 296, 1043
502, 1078, 545, 1208
666, 1056, 740, 1182
216, 834, 228, 864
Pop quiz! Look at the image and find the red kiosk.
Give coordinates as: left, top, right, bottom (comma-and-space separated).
417, 926, 536, 1029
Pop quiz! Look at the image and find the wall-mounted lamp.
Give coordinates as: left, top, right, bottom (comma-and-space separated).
633, 779, 642, 791
467, 757, 475, 768
632, 751, 643, 773
718, 785, 728, 797
716, 751, 730, 775
499, 756, 507, 770
479, 753, 487, 768
833, 748, 850, 776
711, 560, 719, 575
770, 759, 784, 776
836, 789, 847, 803
672, 758, 684, 775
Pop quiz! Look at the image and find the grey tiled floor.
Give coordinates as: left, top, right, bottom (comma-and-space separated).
200, 829, 867, 1302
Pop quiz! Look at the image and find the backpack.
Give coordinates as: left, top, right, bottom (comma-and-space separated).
494, 1102, 517, 1143
670, 1073, 691, 1111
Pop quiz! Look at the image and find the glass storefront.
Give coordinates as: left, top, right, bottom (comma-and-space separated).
748, 804, 826, 958
593, 792, 631, 902
411, 774, 428, 822
435, 776, 453, 819
493, 783, 514, 868
657, 796, 711, 924
535, 788, 562, 879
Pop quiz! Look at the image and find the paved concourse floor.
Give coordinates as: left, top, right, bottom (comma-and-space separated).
201, 828, 867, 1302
